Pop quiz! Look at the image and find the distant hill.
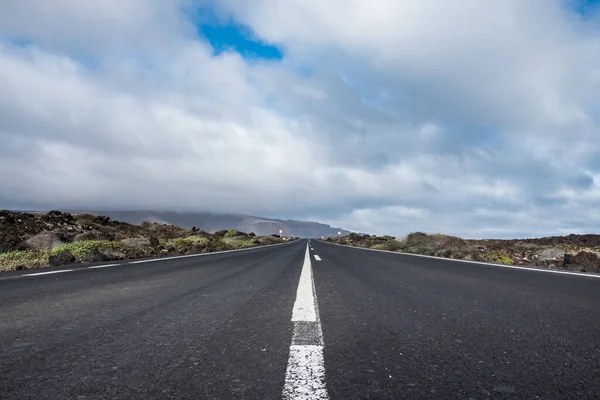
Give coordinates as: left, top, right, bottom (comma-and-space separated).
59, 210, 351, 238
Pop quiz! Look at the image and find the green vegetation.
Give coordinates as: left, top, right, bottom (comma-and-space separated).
224, 229, 242, 238
226, 239, 260, 249
0, 250, 48, 270
0, 237, 270, 271
0, 240, 137, 271
211, 240, 231, 251
330, 232, 522, 266
171, 236, 210, 250
0, 210, 289, 272
482, 252, 515, 265
371, 239, 404, 251
52, 240, 133, 259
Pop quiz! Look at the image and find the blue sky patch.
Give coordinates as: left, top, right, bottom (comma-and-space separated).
199, 24, 284, 61
191, 6, 283, 61
569, 0, 600, 15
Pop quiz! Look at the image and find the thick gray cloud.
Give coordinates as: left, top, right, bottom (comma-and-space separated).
1, 0, 600, 238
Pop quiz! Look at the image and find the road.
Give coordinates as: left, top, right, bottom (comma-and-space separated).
1, 239, 600, 399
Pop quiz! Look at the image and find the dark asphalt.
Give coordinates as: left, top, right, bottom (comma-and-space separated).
0, 241, 304, 399
2, 239, 600, 399
311, 240, 600, 399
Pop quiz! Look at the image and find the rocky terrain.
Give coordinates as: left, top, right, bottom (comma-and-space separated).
0, 210, 296, 271
325, 232, 600, 273
57, 210, 351, 238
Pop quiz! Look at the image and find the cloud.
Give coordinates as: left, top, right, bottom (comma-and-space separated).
0, 0, 188, 56
1, 0, 599, 238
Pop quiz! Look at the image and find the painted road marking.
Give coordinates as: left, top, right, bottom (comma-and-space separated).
284, 346, 328, 399
291, 245, 317, 322
23, 269, 74, 277
314, 255, 322, 261
129, 258, 166, 264
86, 264, 119, 270
283, 243, 329, 399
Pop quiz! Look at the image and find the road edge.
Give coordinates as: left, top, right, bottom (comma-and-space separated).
0, 239, 305, 280
316, 240, 600, 279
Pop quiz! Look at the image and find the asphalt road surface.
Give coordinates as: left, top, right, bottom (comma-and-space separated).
1, 239, 600, 399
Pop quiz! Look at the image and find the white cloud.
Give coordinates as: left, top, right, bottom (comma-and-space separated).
223, 0, 600, 128
1, 0, 600, 238
0, 0, 189, 56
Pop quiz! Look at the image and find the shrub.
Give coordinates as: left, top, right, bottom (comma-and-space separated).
51, 241, 133, 259
258, 236, 283, 245
0, 241, 131, 271
227, 239, 259, 249
224, 229, 242, 238
483, 252, 514, 265
348, 232, 361, 241
400, 232, 473, 258
0, 250, 48, 270
371, 239, 404, 252
171, 236, 210, 250
211, 240, 231, 251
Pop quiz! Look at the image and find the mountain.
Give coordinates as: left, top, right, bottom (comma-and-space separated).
59, 210, 351, 238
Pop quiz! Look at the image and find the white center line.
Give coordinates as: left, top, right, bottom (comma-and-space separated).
291, 246, 318, 322
283, 243, 329, 399
314, 255, 322, 261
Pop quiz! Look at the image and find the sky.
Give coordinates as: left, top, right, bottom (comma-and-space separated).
0, 0, 599, 239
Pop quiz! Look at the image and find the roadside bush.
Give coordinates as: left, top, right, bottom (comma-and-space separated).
483, 251, 515, 265
224, 229, 242, 238
211, 240, 231, 251
0, 250, 49, 270
258, 236, 284, 245
347, 232, 362, 241
227, 239, 259, 249
400, 232, 473, 258
0, 240, 142, 271
171, 236, 210, 250
0, 223, 279, 271
371, 239, 404, 252
51, 241, 133, 260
